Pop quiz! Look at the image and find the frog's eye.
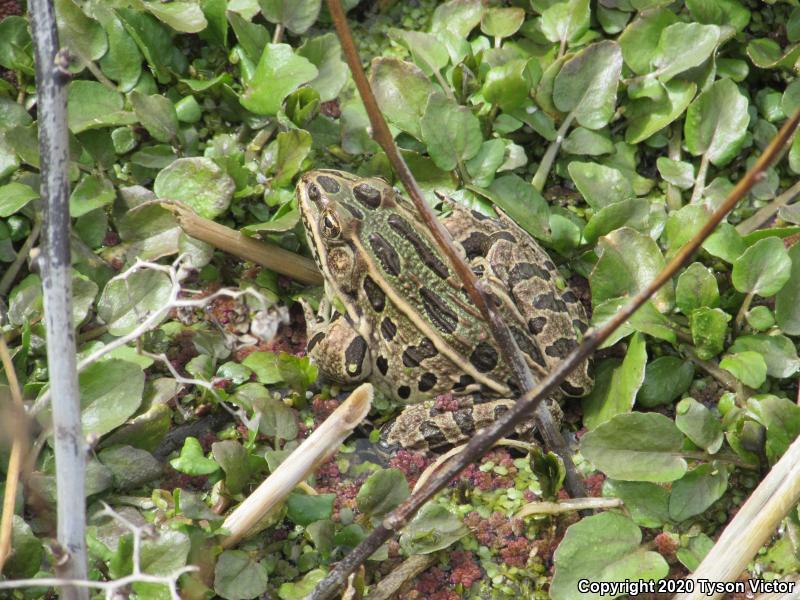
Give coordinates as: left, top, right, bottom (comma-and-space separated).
319, 210, 341, 239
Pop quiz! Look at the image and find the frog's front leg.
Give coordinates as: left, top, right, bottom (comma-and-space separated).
301, 298, 372, 384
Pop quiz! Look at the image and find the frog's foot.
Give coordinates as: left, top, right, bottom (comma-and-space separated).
378, 399, 531, 452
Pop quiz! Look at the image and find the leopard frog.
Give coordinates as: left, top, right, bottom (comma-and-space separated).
296, 169, 592, 451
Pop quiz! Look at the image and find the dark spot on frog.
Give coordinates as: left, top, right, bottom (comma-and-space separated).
376, 355, 389, 375
454, 374, 475, 390
546, 337, 578, 358
420, 288, 459, 334
344, 336, 368, 376
397, 385, 411, 400
341, 202, 364, 219
459, 231, 492, 260
380, 317, 397, 341
493, 231, 517, 244
562, 290, 578, 303
363, 275, 385, 312
354, 183, 382, 209
369, 232, 402, 277
528, 316, 547, 335
509, 262, 551, 289
387, 213, 449, 279
307, 183, 321, 202
470, 342, 498, 373
419, 420, 446, 447
512, 325, 547, 367
470, 209, 489, 220
307, 331, 326, 352
533, 292, 563, 312
573, 318, 588, 334
418, 372, 437, 392
493, 404, 510, 420
561, 381, 586, 396
317, 175, 341, 193
453, 409, 474, 435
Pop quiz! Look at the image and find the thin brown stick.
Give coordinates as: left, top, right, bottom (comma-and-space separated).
0, 338, 28, 575
324, 0, 587, 500
306, 100, 800, 600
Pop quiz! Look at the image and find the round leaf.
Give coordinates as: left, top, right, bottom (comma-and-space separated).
97, 268, 173, 336
580, 412, 687, 482
668, 464, 729, 522
675, 397, 724, 453
775, 241, 800, 334
731, 236, 792, 296
684, 78, 750, 167
240, 43, 318, 115
370, 57, 433, 140
356, 468, 410, 518
154, 157, 235, 219
720, 351, 768, 388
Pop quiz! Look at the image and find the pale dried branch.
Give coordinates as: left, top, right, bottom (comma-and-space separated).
221, 383, 373, 548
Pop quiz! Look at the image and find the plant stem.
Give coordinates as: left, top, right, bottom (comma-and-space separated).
28, 0, 89, 596
531, 113, 574, 191
666, 123, 683, 211
0, 216, 41, 297
273, 23, 284, 44
736, 179, 800, 235
690, 153, 709, 204
734, 291, 754, 336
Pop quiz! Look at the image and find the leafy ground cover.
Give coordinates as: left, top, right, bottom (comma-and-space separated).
2, 0, 800, 598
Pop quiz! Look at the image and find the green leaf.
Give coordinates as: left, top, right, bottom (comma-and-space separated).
399, 504, 468, 555
637, 356, 694, 409
676, 263, 719, 314
554, 40, 623, 130
388, 29, 449, 76
56, 0, 108, 64
582, 333, 647, 430
484, 175, 550, 240
129, 92, 179, 143
69, 175, 115, 218
685, 78, 750, 167
214, 550, 268, 600
96, 10, 143, 92
431, 0, 484, 38
0, 16, 34, 75
241, 43, 317, 115
420, 93, 482, 171
212, 441, 251, 495
154, 157, 235, 219
481, 7, 525, 39
0, 182, 38, 218
296, 34, 348, 102
625, 80, 696, 144
686, 0, 750, 32
356, 469, 410, 518
675, 397, 724, 453
690, 307, 730, 360
580, 412, 687, 482
676, 533, 714, 572
143, 0, 208, 33
619, 9, 678, 75
259, 0, 321, 35
551, 512, 669, 600
562, 127, 615, 156
539, 0, 590, 46
170, 436, 220, 475
116, 8, 178, 81
745, 306, 775, 331
64, 359, 144, 439
775, 242, 800, 335
568, 161, 634, 209
656, 157, 694, 190
702, 222, 746, 263
583, 198, 650, 244
97, 268, 172, 336
747, 395, 800, 463
731, 236, 792, 297
67, 81, 136, 133
278, 569, 327, 600
721, 351, 768, 388
668, 464, 728, 522
482, 58, 535, 112
272, 129, 312, 187
604, 481, 670, 528
370, 57, 433, 140
98, 445, 162, 490
652, 23, 720, 82
287, 492, 335, 526
729, 335, 800, 379
465, 139, 506, 187
590, 227, 673, 312
4, 516, 44, 578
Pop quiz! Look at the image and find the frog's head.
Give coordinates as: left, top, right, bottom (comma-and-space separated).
297, 169, 394, 292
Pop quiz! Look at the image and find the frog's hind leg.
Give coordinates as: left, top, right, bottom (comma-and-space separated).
379, 398, 530, 452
